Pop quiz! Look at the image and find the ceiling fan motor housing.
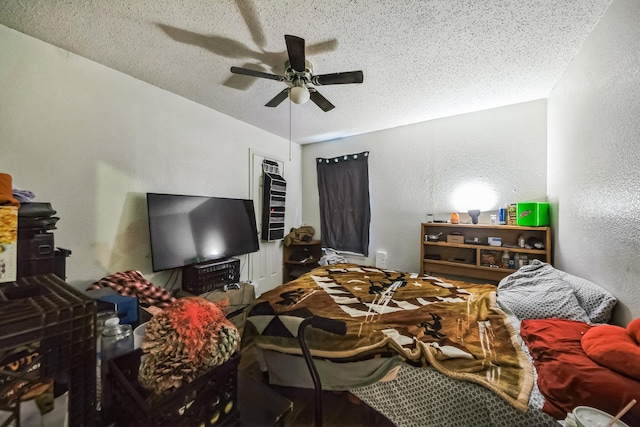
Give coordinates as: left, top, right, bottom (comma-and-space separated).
285, 59, 313, 85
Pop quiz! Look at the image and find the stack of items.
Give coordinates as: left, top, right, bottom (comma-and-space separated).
17, 203, 69, 279
507, 204, 518, 225
0, 173, 19, 283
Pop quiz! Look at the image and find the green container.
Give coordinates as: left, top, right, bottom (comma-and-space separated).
516, 202, 550, 226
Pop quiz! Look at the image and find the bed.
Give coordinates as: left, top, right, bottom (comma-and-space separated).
243, 261, 638, 427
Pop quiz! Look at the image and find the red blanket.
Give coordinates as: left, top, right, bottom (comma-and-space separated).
520, 318, 640, 426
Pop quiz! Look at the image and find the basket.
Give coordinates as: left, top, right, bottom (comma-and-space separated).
0, 274, 96, 427
109, 349, 240, 427
182, 258, 240, 294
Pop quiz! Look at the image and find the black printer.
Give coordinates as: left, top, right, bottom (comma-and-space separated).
17, 202, 70, 279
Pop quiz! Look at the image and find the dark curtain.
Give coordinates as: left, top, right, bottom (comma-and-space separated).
316, 151, 370, 256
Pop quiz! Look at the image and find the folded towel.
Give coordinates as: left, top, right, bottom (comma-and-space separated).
13, 187, 35, 203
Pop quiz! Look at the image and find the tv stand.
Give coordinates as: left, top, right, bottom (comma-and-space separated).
182, 257, 240, 294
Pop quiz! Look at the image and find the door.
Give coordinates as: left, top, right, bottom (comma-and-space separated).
249, 150, 284, 294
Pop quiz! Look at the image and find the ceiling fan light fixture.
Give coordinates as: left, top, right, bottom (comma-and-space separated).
289, 85, 310, 104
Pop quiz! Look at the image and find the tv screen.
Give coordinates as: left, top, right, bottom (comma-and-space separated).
146, 193, 260, 272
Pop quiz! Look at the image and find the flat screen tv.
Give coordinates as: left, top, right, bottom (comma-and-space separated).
146, 193, 260, 272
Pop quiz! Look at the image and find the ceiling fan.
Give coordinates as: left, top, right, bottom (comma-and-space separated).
230, 35, 363, 112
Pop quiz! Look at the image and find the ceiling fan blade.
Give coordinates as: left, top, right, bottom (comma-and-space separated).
313, 70, 364, 85
285, 35, 306, 72
309, 90, 335, 112
265, 88, 289, 107
230, 66, 284, 81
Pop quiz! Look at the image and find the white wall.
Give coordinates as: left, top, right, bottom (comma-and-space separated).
0, 25, 301, 291
547, 0, 640, 326
301, 100, 548, 273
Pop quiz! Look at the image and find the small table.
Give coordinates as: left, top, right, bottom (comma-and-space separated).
238, 371, 292, 426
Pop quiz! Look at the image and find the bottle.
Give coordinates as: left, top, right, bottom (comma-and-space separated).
518, 255, 527, 268
498, 208, 507, 225
518, 234, 525, 248
96, 311, 118, 411
101, 317, 133, 413
501, 251, 510, 268
514, 253, 521, 269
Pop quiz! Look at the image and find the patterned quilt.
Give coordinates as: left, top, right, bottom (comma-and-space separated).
245, 264, 534, 411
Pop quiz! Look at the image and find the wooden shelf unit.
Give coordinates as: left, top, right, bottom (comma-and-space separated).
420, 223, 551, 282
283, 240, 322, 283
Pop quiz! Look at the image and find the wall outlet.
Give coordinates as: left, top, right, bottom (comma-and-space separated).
376, 251, 387, 269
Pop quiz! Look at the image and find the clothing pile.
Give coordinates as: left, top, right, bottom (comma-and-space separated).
319, 248, 346, 266
283, 225, 315, 246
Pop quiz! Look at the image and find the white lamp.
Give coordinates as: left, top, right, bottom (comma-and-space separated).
289, 85, 310, 104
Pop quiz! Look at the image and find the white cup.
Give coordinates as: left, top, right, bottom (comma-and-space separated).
133, 322, 148, 349
573, 406, 630, 427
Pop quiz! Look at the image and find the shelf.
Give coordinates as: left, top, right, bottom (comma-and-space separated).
423, 241, 547, 255
423, 223, 548, 231
285, 257, 320, 265
424, 259, 514, 273
286, 240, 322, 246
420, 222, 552, 283
283, 240, 322, 284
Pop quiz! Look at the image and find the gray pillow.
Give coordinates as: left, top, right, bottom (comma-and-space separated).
556, 270, 617, 323
497, 261, 590, 322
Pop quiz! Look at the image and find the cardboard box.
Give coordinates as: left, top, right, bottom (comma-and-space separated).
517, 202, 550, 226
87, 287, 138, 325
446, 235, 464, 244
507, 204, 518, 225
99, 294, 138, 325
0, 206, 18, 282
488, 237, 502, 246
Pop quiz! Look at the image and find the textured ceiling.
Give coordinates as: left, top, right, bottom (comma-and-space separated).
0, 0, 612, 144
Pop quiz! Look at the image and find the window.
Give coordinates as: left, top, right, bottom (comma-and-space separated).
316, 151, 370, 256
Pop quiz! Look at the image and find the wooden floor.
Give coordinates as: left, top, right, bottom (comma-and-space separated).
238, 344, 395, 427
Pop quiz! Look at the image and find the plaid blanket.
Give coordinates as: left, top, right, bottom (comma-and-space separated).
88, 270, 176, 308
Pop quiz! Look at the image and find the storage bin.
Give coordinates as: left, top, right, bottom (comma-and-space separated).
108, 349, 240, 427
516, 202, 550, 226
446, 235, 464, 244
0, 274, 96, 427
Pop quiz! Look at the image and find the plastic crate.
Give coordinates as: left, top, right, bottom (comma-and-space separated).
182, 258, 240, 294
0, 274, 96, 427
109, 349, 240, 427
516, 202, 550, 226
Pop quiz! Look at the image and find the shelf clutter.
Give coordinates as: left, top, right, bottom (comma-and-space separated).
420, 222, 551, 282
